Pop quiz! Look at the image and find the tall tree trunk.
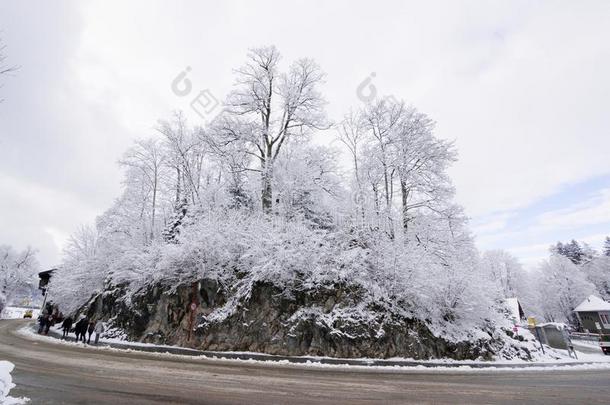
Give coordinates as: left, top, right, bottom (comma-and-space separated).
175, 167, 181, 205
261, 160, 273, 213
262, 177, 272, 213
151, 172, 157, 241
379, 143, 394, 239
352, 153, 366, 223
400, 179, 410, 232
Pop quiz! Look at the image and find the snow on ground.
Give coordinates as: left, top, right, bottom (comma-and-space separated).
18, 325, 610, 374
0, 361, 29, 404
0, 307, 40, 320
46, 323, 607, 365
44, 324, 204, 353
572, 339, 603, 349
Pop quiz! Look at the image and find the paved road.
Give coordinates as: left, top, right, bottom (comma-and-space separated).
1, 320, 609, 405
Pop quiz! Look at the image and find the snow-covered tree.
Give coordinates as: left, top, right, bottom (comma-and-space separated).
603, 236, 610, 257
391, 106, 456, 233
158, 112, 208, 207
119, 138, 168, 242
50, 226, 103, 314
0, 246, 39, 313
274, 144, 341, 228
479, 250, 543, 317
583, 255, 610, 301
538, 255, 596, 324
480, 250, 522, 298
0, 37, 17, 76
551, 239, 594, 265
533, 237, 610, 315
217, 46, 328, 213
336, 110, 367, 221
336, 98, 457, 241
0, 36, 18, 103
49, 45, 519, 346
360, 99, 405, 236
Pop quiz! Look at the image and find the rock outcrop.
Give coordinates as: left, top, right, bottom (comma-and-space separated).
81, 278, 530, 361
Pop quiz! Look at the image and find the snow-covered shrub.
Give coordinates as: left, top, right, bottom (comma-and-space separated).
51, 203, 509, 345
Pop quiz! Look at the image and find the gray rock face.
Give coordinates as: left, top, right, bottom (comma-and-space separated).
83, 279, 526, 360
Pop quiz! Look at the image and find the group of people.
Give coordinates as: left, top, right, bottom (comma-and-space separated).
37, 302, 62, 335
35, 302, 106, 345
61, 315, 105, 344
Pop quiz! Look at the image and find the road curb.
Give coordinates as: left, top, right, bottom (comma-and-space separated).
34, 324, 608, 369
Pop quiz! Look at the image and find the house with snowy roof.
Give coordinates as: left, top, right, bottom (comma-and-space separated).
573, 295, 610, 334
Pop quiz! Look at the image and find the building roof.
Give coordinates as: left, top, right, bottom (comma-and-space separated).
574, 295, 610, 312
38, 268, 57, 277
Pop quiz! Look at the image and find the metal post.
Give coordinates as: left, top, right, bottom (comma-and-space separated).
187, 302, 196, 342
534, 327, 545, 354
187, 282, 199, 342
40, 287, 49, 314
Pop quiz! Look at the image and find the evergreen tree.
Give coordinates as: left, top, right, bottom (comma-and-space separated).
551, 241, 566, 256
552, 240, 585, 265
604, 236, 610, 257
580, 242, 597, 263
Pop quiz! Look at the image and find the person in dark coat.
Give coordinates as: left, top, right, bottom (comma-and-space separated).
74, 317, 88, 343
43, 314, 53, 335
61, 316, 73, 339
87, 321, 96, 344
37, 314, 46, 334
73, 318, 81, 341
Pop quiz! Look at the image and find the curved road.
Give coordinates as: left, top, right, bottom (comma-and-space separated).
1, 320, 609, 404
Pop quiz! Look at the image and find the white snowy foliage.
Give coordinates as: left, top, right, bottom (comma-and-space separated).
0, 245, 38, 313
50, 45, 518, 345
583, 255, 610, 301
537, 255, 596, 323
480, 244, 610, 325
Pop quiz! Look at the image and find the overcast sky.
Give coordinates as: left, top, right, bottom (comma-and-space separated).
1, 0, 609, 269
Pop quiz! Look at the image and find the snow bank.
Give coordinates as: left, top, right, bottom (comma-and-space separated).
0, 361, 29, 404
19, 325, 610, 375
0, 307, 40, 320
0, 361, 13, 398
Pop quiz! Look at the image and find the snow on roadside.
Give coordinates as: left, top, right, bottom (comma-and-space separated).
0, 307, 40, 320
572, 339, 603, 349
44, 323, 610, 365
17, 325, 610, 374
0, 361, 29, 404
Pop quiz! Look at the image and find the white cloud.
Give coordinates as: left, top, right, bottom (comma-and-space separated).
43, 226, 71, 257
534, 189, 610, 231
1, 0, 610, 266
471, 211, 515, 235
0, 173, 99, 267
505, 243, 551, 269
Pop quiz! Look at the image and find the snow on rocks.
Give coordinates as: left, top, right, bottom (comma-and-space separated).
18, 324, 610, 375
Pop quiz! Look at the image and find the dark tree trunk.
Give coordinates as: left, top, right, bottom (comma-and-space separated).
262, 176, 272, 213
400, 179, 410, 232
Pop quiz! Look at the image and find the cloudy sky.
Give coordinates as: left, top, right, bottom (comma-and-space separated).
1, 0, 609, 269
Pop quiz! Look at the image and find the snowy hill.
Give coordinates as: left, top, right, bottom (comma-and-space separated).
49, 45, 538, 361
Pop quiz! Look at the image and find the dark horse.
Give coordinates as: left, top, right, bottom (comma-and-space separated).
74, 317, 88, 343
